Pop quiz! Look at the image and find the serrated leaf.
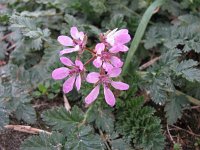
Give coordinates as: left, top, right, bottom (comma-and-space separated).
65, 125, 103, 150
116, 97, 165, 150
21, 132, 64, 150
164, 95, 189, 124
87, 106, 114, 133
15, 103, 36, 124
42, 106, 84, 132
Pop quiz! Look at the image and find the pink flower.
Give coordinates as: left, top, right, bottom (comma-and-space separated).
52, 57, 84, 93
105, 28, 131, 53
93, 43, 123, 71
85, 68, 129, 107
58, 27, 86, 55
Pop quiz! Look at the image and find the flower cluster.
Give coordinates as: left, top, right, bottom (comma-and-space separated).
52, 27, 131, 106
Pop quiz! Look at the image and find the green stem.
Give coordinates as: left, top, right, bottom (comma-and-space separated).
176, 90, 200, 106
122, 0, 165, 76
78, 105, 94, 127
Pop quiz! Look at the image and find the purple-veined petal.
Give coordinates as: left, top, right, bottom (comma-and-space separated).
104, 86, 115, 107
85, 85, 100, 105
70, 27, 79, 40
111, 81, 129, 90
107, 67, 122, 77
93, 57, 102, 68
52, 67, 69, 80
109, 45, 129, 53
110, 56, 123, 68
75, 60, 84, 70
60, 47, 79, 55
95, 43, 105, 54
86, 72, 100, 83
103, 62, 113, 71
60, 57, 74, 66
75, 74, 81, 91
57, 36, 74, 46
63, 75, 76, 93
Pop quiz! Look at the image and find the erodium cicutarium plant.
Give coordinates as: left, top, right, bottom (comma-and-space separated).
52, 27, 131, 106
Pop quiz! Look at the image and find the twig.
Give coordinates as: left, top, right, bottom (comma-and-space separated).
139, 56, 161, 70
99, 129, 111, 150
63, 94, 71, 112
0, 32, 13, 42
167, 124, 175, 144
170, 124, 200, 137
4, 125, 51, 135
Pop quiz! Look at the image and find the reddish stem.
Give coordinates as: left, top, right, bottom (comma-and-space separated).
85, 47, 96, 55
84, 56, 96, 66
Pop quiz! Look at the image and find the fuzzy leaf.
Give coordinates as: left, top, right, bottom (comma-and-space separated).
42, 106, 84, 132
116, 97, 165, 150
164, 95, 189, 124
87, 106, 114, 133
21, 132, 64, 150
65, 125, 103, 150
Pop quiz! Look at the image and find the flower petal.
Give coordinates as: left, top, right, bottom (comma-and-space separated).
110, 56, 123, 68
114, 29, 128, 36
111, 81, 129, 90
79, 32, 84, 41
93, 57, 102, 68
75, 74, 81, 91
57, 36, 74, 46
60, 47, 79, 55
75, 60, 84, 70
85, 85, 100, 105
114, 33, 131, 45
70, 27, 79, 40
107, 68, 122, 77
109, 45, 129, 53
104, 86, 115, 107
95, 43, 105, 54
63, 75, 76, 93
86, 72, 100, 83
52, 67, 69, 80
60, 57, 74, 66
103, 62, 113, 71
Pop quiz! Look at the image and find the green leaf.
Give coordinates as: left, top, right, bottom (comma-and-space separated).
175, 60, 200, 82
0, 106, 9, 129
165, 95, 189, 124
122, 0, 165, 75
42, 106, 84, 132
87, 106, 114, 133
21, 132, 64, 150
116, 97, 165, 150
15, 103, 36, 124
64, 125, 103, 150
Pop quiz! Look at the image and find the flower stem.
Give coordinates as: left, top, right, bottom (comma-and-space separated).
78, 104, 94, 127
85, 47, 96, 55
84, 56, 96, 66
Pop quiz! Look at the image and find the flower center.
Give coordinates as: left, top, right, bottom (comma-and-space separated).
69, 66, 81, 76
99, 75, 111, 87
101, 51, 112, 62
